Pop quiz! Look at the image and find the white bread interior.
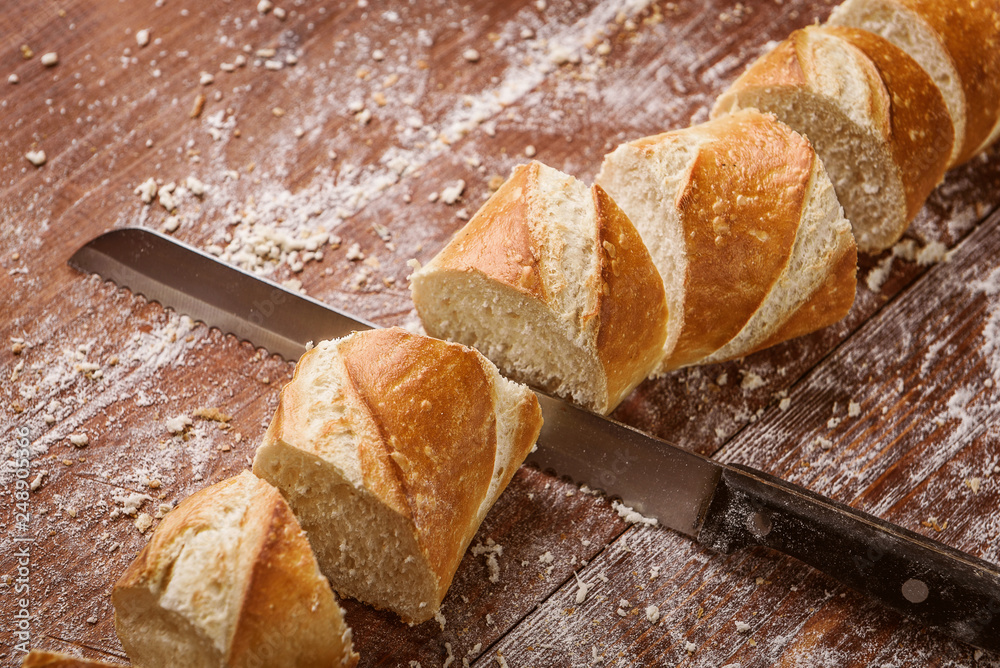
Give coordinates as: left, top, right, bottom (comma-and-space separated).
596, 143, 694, 368
112, 471, 358, 668
411, 161, 667, 414
597, 110, 855, 372
828, 0, 966, 166
414, 165, 603, 407
253, 328, 542, 623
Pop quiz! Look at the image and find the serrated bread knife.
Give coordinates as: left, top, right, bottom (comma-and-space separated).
69, 227, 1000, 651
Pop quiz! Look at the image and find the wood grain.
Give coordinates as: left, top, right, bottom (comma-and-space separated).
481, 208, 1000, 668
1, 0, 999, 666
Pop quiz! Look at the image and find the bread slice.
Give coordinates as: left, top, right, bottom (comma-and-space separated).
252, 327, 543, 623
21, 651, 124, 667
712, 26, 953, 254
113, 471, 358, 668
410, 161, 668, 414
828, 0, 1000, 166
597, 109, 856, 372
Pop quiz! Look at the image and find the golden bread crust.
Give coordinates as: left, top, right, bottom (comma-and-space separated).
229, 482, 359, 668
591, 184, 668, 404
663, 112, 813, 369
752, 232, 858, 353
428, 162, 546, 301
338, 328, 498, 598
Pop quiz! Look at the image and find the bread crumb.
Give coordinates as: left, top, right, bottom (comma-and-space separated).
166, 414, 193, 434
190, 93, 207, 118
443, 643, 455, 668
462, 48, 481, 62
194, 406, 231, 423
921, 516, 947, 532
40, 52, 58, 66
136, 29, 150, 47
440, 180, 465, 204
778, 397, 791, 411
735, 621, 751, 633
815, 437, 833, 451
966, 478, 981, 494
684, 641, 697, 653
573, 571, 592, 603
8, 73, 19, 84
346, 243, 364, 261
645, 605, 660, 623
25, 150, 47, 167
29, 472, 46, 492
471, 540, 503, 583
257, 0, 273, 13
134, 513, 153, 533
916, 241, 949, 265
434, 609, 446, 630
611, 500, 657, 526
866, 255, 894, 292
848, 401, 861, 417
740, 371, 765, 390
68, 433, 89, 448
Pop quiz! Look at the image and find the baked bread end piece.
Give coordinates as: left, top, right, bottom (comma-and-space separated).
113, 471, 358, 668
253, 327, 543, 623
410, 161, 667, 414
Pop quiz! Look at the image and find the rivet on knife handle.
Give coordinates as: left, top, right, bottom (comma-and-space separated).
699, 464, 1000, 651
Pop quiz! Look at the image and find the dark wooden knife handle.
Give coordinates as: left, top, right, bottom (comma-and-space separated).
698, 463, 1000, 651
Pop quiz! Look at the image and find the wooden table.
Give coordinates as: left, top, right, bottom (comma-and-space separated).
2, 0, 999, 665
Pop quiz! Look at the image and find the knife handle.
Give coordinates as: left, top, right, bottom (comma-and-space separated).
698, 463, 1000, 651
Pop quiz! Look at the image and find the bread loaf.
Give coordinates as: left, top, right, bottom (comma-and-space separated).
827, 0, 1000, 166
410, 161, 668, 414
252, 327, 543, 623
112, 471, 358, 668
21, 651, 124, 667
712, 26, 953, 253
597, 109, 857, 373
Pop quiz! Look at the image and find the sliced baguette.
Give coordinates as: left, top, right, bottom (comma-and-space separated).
597, 109, 856, 372
252, 327, 543, 623
410, 161, 668, 414
828, 0, 1000, 165
712, 26, 953, 254
113, 471, 358, 668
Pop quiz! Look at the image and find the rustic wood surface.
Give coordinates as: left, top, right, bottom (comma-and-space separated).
1, 0, 999, 666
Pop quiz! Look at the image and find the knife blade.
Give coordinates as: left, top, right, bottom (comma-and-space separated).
69, 227, 1000, 651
